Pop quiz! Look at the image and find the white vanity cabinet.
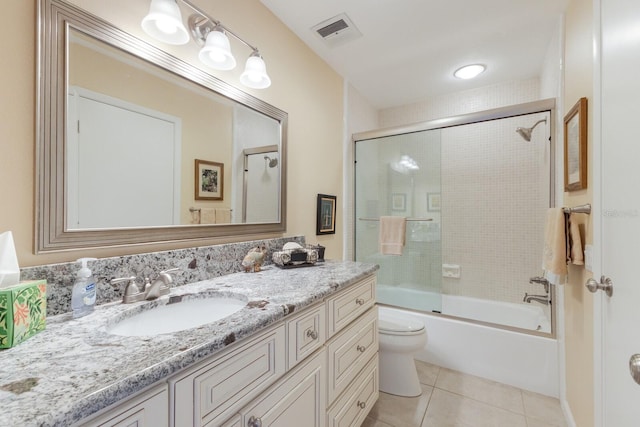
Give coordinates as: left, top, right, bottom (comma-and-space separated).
76, 273, 378, 427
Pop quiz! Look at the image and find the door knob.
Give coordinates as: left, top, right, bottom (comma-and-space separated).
585, 276, 613, 297
630, 354, 640, 385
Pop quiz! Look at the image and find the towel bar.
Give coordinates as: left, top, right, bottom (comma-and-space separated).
563, 203, 591, 214
358, 217, 433, 222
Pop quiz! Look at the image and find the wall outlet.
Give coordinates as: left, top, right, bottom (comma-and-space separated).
442, 264, 461, 279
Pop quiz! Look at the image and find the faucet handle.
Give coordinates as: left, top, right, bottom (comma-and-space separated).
160, 267, 180, 275
111, 276, 139, 294
111, 276, 145, 303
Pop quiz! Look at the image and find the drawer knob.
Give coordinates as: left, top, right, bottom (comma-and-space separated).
357, 345, 366, 353
357, 400, 366, 409
248, 416, 262, 427
306, 329, 318, 340
355, 298, 365, 305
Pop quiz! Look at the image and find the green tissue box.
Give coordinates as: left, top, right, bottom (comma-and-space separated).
0, 280, 47, 349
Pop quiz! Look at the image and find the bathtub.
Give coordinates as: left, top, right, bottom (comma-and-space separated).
377, 286, 559, 397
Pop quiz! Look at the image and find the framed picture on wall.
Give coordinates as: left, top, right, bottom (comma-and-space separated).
564, 97, 588, 191
195, 159, 224, 200
391, 193, 406, 211
316, 194, 336, 235
427, 193, 441, 212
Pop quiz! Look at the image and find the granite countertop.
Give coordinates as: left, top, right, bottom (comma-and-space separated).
0, 260, 378, 427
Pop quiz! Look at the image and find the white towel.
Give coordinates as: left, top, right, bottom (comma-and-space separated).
542, 208, 567, 285
200, 208, 216, 224
215, 208, 231, 224
569, 215, 584, 265
379, 216, 406, 255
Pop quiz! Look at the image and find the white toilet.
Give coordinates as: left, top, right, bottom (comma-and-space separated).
378, 309, 428, 397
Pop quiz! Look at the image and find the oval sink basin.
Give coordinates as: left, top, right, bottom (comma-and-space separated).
107, 297, 246, 337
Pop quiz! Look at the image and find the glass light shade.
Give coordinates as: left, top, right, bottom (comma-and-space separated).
141, 0, 190, 45
454, 64, 486, 79
240, 54, 271, 89
198, 29, 236, 70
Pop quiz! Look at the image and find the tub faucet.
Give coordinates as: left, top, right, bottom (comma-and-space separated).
523, 293, 549, 305
529, 276, 550, 293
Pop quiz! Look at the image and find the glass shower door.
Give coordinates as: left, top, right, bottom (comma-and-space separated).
354, 129, 442, 313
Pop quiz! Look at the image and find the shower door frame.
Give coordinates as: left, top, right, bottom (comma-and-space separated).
352, 98, 558, 338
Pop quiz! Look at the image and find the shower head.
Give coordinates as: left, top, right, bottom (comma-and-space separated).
264, 156, 278, 168
516, 118, 547, 141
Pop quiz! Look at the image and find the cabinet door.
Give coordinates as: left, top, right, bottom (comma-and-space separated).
79, 385, 168, 427
239, 350, 326, 427
287, 302, 326, 370
171, 325, 285, 426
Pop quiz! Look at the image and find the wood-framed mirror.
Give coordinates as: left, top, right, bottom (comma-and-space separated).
36, 0, 287, 252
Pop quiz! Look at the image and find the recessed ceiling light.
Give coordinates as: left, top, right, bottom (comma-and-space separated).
454, 64, 486, 80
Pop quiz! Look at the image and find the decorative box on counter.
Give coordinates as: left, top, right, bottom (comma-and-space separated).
272, 245, 319, 268
0, 280, 47, 349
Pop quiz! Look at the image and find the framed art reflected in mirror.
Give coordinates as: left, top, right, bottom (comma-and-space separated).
195, 160, 224, 200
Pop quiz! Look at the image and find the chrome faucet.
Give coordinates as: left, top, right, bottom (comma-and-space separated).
111, 268, 179, 303
143, 269, 178, 299
523, 293, 550, 305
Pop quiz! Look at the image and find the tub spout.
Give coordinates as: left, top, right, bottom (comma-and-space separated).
523, 293, 549, 305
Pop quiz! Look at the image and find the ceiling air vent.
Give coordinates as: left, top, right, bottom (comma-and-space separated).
311, 13, 362, 47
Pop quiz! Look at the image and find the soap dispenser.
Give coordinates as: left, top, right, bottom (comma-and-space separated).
71, 257, 97, 318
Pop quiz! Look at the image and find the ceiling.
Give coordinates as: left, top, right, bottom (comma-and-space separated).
260, 0, 568, 109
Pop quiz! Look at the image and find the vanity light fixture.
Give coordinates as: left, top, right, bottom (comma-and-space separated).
141, 0, 271, 88
141, 0, 190, 45
453, 64, 486, 80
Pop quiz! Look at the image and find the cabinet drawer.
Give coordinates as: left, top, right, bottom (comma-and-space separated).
171, 325, 285, 427
327, 306, 378, 404
327, 275, 376, 338
287, 302, 326, 369
79, 384, 168, 427
327, 354, 379, 427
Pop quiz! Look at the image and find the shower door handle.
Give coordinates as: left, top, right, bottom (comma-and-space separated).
585, 276, 613, 297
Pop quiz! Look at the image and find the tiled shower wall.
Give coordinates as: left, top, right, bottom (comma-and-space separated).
440, 114, 550, 303
377, 78, 553, 304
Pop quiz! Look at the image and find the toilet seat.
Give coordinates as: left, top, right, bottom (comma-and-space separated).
378, 317, 425, 336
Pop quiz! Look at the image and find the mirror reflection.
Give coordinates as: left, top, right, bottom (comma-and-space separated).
67, 29, 281, 229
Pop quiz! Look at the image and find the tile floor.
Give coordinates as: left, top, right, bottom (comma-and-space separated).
362, 360, 567, 427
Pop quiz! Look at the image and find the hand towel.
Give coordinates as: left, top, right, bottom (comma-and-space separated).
569, 216, 584, 265
200, 208, 216, 224
215, 208, 231, 224
379, 216, 406, 255
542, 208, 567, 284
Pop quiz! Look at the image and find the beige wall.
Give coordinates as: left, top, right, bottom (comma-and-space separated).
563, 0, 594, 425
1, 0, 344, 267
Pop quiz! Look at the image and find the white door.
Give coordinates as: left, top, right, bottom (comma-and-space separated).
67, 88, 181, 229
597, 0, 640, 425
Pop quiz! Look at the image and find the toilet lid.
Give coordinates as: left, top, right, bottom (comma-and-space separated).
378, 317, 425, 335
